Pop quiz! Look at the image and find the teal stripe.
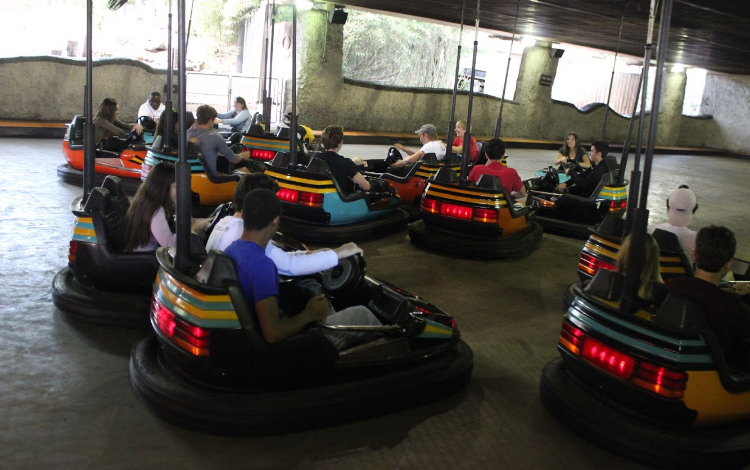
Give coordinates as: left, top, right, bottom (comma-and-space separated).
568, 299, 713, 364
155, 287, 240, 329
416, 318, 454, 339
75, 221, 94, 230
72, 234, 97, 243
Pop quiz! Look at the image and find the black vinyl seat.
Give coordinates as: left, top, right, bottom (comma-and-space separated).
187, 142, 241, 184
651, 228, 695, 278
101, 175, 130, 217
431, 167, 458, 184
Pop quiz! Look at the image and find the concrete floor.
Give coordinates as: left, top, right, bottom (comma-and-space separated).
3, 138, 749, 470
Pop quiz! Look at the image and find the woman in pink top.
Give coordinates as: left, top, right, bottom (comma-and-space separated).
123, 162, 212, 252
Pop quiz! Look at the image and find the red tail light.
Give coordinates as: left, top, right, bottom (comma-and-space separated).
421, 197, 440, 214
559, 321, 687, 399
276, 188, 323, 207
440, 202, 472, 220
608, 199, 627, 212
277, 188, 299, 203
579, 252, 616, 277
632, 362, 687, 398
299, 191, 324, 207
421, 197, 496, 223
68, 240, 79, 263
250, 149, 275, 161
473, 207, 498, 223
152, 298, 210, 356
582, 337, 636, 380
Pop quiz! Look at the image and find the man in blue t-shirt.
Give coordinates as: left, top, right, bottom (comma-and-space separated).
224, 189, 381, 350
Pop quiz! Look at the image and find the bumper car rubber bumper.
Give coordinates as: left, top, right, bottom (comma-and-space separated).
56, 164, 141, 193
279, 209, 409, 244
540, 358, 750, 470
535, 215, 595, 239
408, 220, 543, 259
130, 335, 474, 435
52, 267, 152, 327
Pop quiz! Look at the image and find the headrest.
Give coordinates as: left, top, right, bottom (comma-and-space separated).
595, 214, 626, 237
420, 153, 439, 165
306, 158, 331, 174
276, 127, 291, 139
82, 187, 112, 213
583, 268, 624, 300
269, 152, 291, 168
651, 228, 682, 253
195, 251, 240, 287
653, 294, 706, 331
432, 167, 458, 184
475, 174, 503, 191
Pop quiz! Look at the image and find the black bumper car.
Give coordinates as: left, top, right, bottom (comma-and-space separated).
52, 176, 158, 326
408, 168, 543, 258
541, 269, 750, 469
129, 249, 473, 434
525, 167, 627, 238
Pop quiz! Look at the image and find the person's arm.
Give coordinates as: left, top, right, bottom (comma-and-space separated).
469, 136, 479, 160
150, 208, 177, 247
267, 243, 339, 276
392, 151, 423, 167
220, 109, 250, 126
554, 152, 568, 165
351, 172, 371, 191
216, 111, 234, 120
578, 152, 592, 169
95, 117, 130, 138
512, 186, 528, 200
392, 143, 415, 156
138, 103, 151, 118
212, 133, 247, 165
451, 137, 462, 154
255, 294, 329, 344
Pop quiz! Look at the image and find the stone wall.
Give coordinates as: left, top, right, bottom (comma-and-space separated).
0, 57, 169, 123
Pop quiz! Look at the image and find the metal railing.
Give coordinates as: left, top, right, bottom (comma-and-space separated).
186, 72, 283, 123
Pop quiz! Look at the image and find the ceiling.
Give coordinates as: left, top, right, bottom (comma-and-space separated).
332, 0, 750, 75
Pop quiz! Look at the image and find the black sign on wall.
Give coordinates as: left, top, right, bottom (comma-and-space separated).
539, 75, 553, 87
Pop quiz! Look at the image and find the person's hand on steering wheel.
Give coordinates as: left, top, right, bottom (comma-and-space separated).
333, 242, 363, 260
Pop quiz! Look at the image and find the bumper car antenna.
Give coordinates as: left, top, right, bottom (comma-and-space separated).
458, 0, 481, 188
620, 0, 674, 314
493, 0, 520, 139
443, 0, 466, 164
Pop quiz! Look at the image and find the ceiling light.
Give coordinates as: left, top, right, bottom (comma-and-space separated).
521, 36, 536, 48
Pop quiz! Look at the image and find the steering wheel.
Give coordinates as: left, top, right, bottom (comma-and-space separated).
204, 202, 235, 239
138, 116, 157, 132
321, 254, 367, 297
125, 128, 145, 145
540, 166, 560, 189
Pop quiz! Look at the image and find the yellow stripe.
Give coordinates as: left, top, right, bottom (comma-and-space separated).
583, 243, 617, 259
265, 170, 336, 188
427, 188, 509, 207
73, 227, 96, 237
77, 217, 93, 224
590, 235, 621, 250
277, 182, 336, 194
161, 272, 231, 304
423, 324, 451, 335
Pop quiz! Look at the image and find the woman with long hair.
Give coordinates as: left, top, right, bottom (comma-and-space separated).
151, 110, 179, 152
554, 132, 591, 169
216, 97, 251, 133
123, 162, 211, 252
93, 97, 143, 147
617, 233, 668, 308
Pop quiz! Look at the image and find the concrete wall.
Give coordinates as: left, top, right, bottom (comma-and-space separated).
2, 10, 748, 154
0, 57, 169, 123
678, 73, 750, 154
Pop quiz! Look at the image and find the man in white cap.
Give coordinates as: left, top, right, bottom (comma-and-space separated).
279, 104, 314, 145
390, 123, 446, 169
647, 185, 698, 260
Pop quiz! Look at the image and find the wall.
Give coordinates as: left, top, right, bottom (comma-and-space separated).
678, 73, 750, 155
0, 57, 169, 123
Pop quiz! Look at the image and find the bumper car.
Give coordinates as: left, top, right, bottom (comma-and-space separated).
541, 267, 750, 469
129, 249, 474, 435
364, 153, 472, 219
265, 152, 408, 244
238, 130, 311, 165
140, 144, 263, 217
408, 167, 543, 259
562, 215, 696, 307
58, 115, 147, 193
52, 176, 159, 326
525, 167, 627, 238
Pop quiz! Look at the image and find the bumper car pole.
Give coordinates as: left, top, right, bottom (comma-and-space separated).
623, 0, 656, 234
174, 0, 192, 271
289, 3, 298, 168
458, 0, 480, 188
620, 0, 673, 314
264, 1, 276, 128
163, 1, 174, 153
493, 0, 520, 140
443, 0, 466, 159
83, 0, 95, 200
